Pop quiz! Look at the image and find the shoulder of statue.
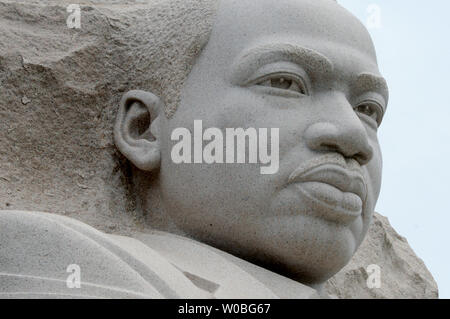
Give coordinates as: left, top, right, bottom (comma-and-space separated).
0, 210, 210, 299
1, 210, 321, 299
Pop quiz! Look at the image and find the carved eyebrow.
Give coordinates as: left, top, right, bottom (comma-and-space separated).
231, 43, 334, 83
353, 72, 389, 105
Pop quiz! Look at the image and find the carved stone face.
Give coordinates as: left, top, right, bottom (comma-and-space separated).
119, 0, 388, 285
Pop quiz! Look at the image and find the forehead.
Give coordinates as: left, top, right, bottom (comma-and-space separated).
207, 0, 381, 78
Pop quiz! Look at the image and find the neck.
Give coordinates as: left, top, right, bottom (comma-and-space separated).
135, 170, 186, 235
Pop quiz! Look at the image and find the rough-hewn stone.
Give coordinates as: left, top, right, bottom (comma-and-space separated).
327, 213, 438, 298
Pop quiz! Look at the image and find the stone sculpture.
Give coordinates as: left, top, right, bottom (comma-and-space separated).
0, 0, 438, 298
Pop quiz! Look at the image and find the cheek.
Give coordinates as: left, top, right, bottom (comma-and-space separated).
368, 142, 383, 200
355, 142, 382, 241
353, 140, 382, 243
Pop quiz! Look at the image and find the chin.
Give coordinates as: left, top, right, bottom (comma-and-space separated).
235, 214, 365, 285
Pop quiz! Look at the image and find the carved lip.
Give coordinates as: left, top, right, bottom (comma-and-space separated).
287, 154, 368, 222
288, 164, 367, 201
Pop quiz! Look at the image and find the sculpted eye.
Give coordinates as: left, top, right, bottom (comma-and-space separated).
256, 74, 308, 95
354, 101, 383, 126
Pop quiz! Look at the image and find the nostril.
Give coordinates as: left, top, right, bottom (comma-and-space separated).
354, 152, 369, 165
319, 143, 371, 165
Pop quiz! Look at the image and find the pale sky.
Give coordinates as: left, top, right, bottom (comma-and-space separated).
339, 0, 450, 299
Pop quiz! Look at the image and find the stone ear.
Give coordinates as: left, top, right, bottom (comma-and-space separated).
114, 90, 162, 171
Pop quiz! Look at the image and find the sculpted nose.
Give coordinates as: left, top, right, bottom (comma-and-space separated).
305, 121, 374, 166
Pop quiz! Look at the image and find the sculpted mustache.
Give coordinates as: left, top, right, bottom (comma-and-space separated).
288, 153, 364, 183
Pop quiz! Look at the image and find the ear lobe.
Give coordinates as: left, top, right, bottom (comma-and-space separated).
114, 90, 162, 171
